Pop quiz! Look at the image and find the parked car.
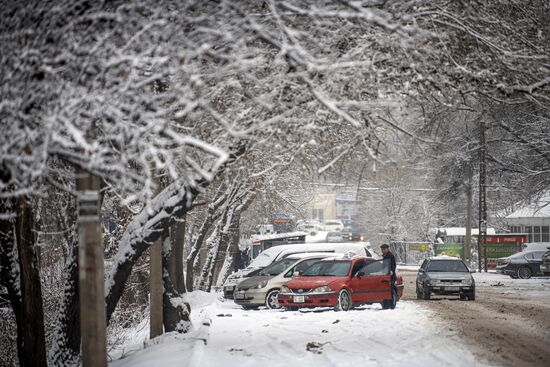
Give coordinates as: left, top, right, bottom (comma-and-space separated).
233, 253, 334, 310
278, 255, 404, 311
496, 250, 547, 279
541, 249, 550, 275
326, 232, 344, 243
416, 256, 475, 300
341, 226, 365, 241
222, 242, 378, 298
322, 220, 344, 232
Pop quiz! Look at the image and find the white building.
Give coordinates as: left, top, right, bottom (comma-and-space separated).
505, 195, 550, 243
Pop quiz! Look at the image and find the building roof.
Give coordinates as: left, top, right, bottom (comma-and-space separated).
438, 227, 496, 236
506, 195, 550, 218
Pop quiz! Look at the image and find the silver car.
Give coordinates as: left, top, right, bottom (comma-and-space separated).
233, 253, 334, 309
416, 256, 475, 301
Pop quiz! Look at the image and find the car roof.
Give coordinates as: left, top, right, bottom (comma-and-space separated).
316, 255, 372, 262
428, 255, 462, 261
285, 252, 336, 260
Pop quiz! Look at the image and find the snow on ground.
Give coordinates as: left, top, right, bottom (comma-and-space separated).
111, 293, 486, 367
473, 271, 550, 301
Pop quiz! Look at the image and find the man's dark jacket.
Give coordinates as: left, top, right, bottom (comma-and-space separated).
383, 251, 397, 282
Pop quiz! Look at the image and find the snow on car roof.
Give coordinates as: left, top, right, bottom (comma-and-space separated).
429, 255, 461, 260
285, 252, 336, 259
251, 231, 308, 242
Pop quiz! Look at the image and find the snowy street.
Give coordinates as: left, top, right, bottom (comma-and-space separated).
110, 270, 550, 367
111, 297, 482, 367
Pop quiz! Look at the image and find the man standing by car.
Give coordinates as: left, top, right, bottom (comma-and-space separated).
381, 244, 397, 309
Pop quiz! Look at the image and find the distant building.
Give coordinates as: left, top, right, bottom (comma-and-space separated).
435, 227, 496, 244
311, 194, 337, 221
505, 195, 550, 243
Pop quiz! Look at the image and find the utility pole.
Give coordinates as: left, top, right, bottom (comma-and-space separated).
77, 170, 106, 367
465, 172, 473, 263
478, 119, 488, 273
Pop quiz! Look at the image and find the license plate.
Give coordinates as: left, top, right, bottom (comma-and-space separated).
235, 291, 245, 299
444, 286, 459, 291
293, 295, 305, 303
225, 286, 234, 291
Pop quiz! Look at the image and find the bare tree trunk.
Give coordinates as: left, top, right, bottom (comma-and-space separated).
0, 197, 24, 367
48, 229, 81, 366
186, 184, 227, 292
16, 195, 47, 367
464, 172, 473, 263
104, 144, 245, 324
213, 194, 254, 288
162, 232, 191, 333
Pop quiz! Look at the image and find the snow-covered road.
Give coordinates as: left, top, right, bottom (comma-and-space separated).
111, 295, 484, 367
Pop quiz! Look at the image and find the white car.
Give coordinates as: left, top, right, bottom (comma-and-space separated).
322, 220, 344, 232
326, 232, 343, 242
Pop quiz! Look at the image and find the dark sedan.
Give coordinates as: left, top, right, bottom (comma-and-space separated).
496, 250, 547, 279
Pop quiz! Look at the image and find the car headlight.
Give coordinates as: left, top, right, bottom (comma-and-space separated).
256, 280, 268, 289
425, 278, 432, 286
280, 285, 290, 293
463, 277, 473, 286
312, 286, 332, 293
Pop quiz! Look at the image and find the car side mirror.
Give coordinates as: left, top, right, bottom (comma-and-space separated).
418, 269, 425, 273
294, 271, 301, 277
356, 271, 365, 277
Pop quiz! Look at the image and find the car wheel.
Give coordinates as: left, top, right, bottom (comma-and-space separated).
517, 266, 532, 279
422, 287, 431, 300
334, 289, 351, 311
460, 294, 467, 300
416, 287, 422, 300
265, 289, 281, 309
468, 290, 476, 301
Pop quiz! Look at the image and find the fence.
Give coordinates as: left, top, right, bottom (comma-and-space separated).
390, 242, 433, 265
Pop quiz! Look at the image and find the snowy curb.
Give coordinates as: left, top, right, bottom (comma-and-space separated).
188, 308, 213, 367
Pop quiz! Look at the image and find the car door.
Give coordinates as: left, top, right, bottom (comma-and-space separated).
349, 259, 368, 303
355, 259, 392, 303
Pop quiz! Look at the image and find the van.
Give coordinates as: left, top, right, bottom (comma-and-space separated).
222, 242, 377, 298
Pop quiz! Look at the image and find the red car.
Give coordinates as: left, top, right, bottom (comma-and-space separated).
278, 256, 404, 311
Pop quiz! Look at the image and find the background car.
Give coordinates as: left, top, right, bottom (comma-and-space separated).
233, 253, 333, 309
278, 255, 404, 311
326, 232, 343, 242
416, 256, 475, 300
541, 249, 550, 275
496, 250, 547, 279
321, 220, 344, 232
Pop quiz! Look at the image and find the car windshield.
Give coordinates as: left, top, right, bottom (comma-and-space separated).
259, 258, 299, 276
427, 260, 468, 272
303, 261, 351, 276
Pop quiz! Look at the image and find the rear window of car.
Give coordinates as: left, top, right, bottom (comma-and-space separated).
303, 260, 351, 276
427, 260, 468, 272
